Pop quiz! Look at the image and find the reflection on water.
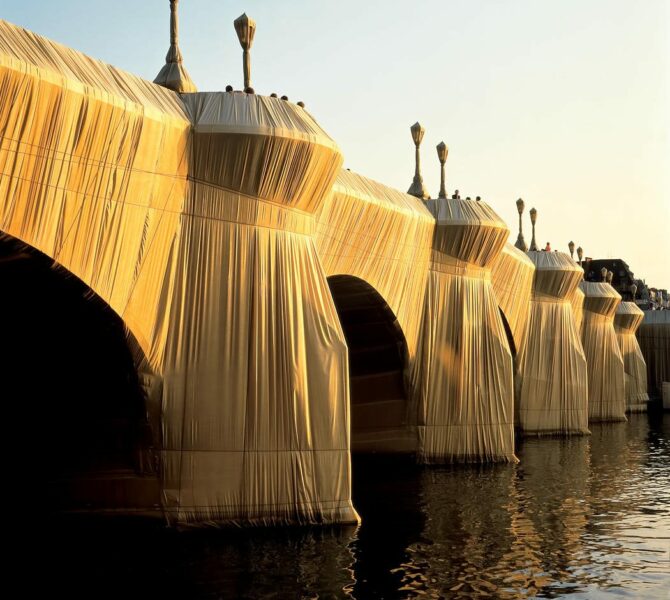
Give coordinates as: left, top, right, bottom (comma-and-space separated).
32, 414, 670, 598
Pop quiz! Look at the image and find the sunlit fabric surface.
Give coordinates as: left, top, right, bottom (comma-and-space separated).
411, 198, 516, 463
580, 282, 626, 422
314, 169, 434, 365
569, 286, 585, 334
514, 252, 589, 435
0, 19, 359, 525
490, 243, 535, 354
314, 170, 434, 452
614, 302, 649, 412
637, 310, 670, 400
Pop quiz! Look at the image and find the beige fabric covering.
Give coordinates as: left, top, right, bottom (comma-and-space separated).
514, 252, 589, 435
491, 243, 535, 354
411, 198, 516, 463
0, 19, 358, 525
580, 282, 626, 422
614, 302, 649, 412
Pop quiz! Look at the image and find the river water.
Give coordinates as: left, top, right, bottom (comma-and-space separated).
38, 412, 669, 599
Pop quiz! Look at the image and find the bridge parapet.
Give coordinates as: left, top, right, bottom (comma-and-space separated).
425, 197, 508, 267
182, 91, 342, 216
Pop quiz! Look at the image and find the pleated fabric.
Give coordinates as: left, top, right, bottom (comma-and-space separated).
410, 198, 516, 463
490, 243, 535, 353
314, 169, 435, 364
569, 286, 585, 334
515, 252, 589, 435
0, 19, 360, 526
614, 302, 649, 412
580, 282, 626, 422
637, 310, 670, 400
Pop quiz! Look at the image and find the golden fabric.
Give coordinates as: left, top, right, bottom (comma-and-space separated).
0, 19, 359, 526
314, 169, 434, 364
514, 252, 589, 435
411, 198, 516, 463
313, 170, 434, 452
491, 243, 535, 353
569, 286, 585, 334
614, 302, 649, 412
637, 310, 670, 400
580, 282, 626, 422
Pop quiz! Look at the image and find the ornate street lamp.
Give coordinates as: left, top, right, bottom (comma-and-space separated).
154, 0, 197, 93
407, 122, 428, 199
234, 13, 257, 91
601, 267, 608, 282
630, 284, 637, 300
529, 207, 539, 251
568, 241, 575, 259
577, 246, 583, 265
514, 199, 528, 251
606, 270, 614, 284
436, 142, 448, 199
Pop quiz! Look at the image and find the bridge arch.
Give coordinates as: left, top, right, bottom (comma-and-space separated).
327, 274, 414, 453
0, 232, 157, 508
498, 307, 517, 357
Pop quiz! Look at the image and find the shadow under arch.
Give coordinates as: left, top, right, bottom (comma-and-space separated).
326, 275, 413, 453
0, 232, 158, 511
498, 307, 517, 357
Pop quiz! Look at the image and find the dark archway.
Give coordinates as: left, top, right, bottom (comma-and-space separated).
327, 275, 411, 452
0, 232, 155, 510
499, 308, 517, 357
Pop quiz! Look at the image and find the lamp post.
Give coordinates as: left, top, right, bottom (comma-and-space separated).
601, 267, 608, 282
154, 0, 197, 93
234, 13, 256, 91
606, 270, 614, 285
630, 284, 637, 300
514, 199, 528, 251
436, 142, 448, 199
407, 122, 428, 199
529, 207, 538, 251
577, 246, 583, 265
568, 241, 575, 260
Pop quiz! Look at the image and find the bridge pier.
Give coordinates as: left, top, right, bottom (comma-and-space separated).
411, 198, 516, 463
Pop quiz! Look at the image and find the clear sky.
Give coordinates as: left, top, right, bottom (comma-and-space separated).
3, 0, 669, 287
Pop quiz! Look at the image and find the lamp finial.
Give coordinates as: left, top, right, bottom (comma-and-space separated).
154, 0, 197, 93
436, 142, 448, 199
514, 198, 527, 251
234, 13, 257, 91
528, 207, 539, 251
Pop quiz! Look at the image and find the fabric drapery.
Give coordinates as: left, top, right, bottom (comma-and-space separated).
411, 198, 516, 463
490, 243, 535, 353
580, 281, 626, 422
0, 19, 359, 525
314, 169, 434, 365
569, 286, 585, 334
614, 302, 649, 412
514, 252, 589, 435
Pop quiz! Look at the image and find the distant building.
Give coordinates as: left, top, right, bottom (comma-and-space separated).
583, 258, 637, 299
582, 259, 666, 309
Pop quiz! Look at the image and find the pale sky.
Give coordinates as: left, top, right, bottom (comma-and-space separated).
3, 0, 669, 287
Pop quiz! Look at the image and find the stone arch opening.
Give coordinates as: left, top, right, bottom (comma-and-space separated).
327, 275, 410, 453
0, 232, 154, 507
